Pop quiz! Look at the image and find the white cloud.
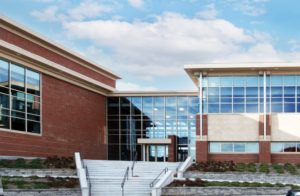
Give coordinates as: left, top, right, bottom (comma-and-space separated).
68, 0, 112, 21
128, 0, 144, 9
63, 12, 260, 80
31, 0, 113, 22
31, 6, 61, 22
197, 4, 218, 19
117, 81, 157, 91
227, 0, 269, 16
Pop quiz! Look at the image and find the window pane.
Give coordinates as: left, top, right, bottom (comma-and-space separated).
284, 143, 297, 152
12, 96, 25, 112
284, 103, 295, 112
11, 64, 25, 91
11, 117, 25, 131
246, 104, 258, 113
208, 104, 219, 113
283, 76, 295, 86
221, 143, 233, 152
245, 143, 259, 153
233, 87, 244, 97
0, 60, 9, 88
233, 104, 244, 113
221, 87, 232, 96
0, 93, 9, 109
271, 76, 283, 86
208, 77, 219, 87
246, 76, 258, 86
272, 103, 283, 112
27, 114, 40, 121
108, 97, 119, 115
27, 120, 40, 134
246, 87, 258, 97
210, 143, 220, 153
220, 104, 232, 113
26, 69, 40, 95
0, 115, 9, 129
234, 143, 245, 152
271, 143, 284, 152
297, 144, 300, 152
220, 77, 232, 87
233, 77, 245, 87
284, 87, 295, 97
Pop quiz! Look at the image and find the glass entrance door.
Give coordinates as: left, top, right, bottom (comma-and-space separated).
147, 145, 167, 162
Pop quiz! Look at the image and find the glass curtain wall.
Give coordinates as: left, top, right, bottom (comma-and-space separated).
202, 75, 300, 113
107, 96, 198, 161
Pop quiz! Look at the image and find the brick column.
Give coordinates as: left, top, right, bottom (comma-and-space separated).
196, 114, 208, 162
258, 114, 271, 163
168, 135, 177, 162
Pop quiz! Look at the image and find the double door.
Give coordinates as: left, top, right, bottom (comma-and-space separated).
143, 145, 168, 162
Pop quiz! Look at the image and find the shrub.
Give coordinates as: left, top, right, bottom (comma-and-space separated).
284, 163, 297, 175
235, 163, 246, 172
44, 156, 75, 169
272, 163, 284, 174
29, 159, 43, 169
259, 163, 270, 173
246, 163, 257, 172
189, 160, 236, 172
15, 158, 27, 168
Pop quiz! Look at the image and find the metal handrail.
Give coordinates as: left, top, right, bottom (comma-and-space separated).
149, 167, 168, 188
85, 165, 92, 196
121, 166, 129, 196
131, 152, 138, 177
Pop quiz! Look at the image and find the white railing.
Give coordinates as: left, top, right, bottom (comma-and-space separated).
177, 156, 193, 178
75, 152, 90, 196
151, 170, 175, 196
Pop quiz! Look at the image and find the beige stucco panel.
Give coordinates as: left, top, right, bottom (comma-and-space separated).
208, 114, 259, 141
271, 113, 300, 141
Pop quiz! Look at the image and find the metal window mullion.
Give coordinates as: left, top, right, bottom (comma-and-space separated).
263, 72, 267, 140
164, 96, 166, 138
198, 73, 203, 140
8, 61, 11, 131
119, 97, 121, 160
25, 69, 27, 133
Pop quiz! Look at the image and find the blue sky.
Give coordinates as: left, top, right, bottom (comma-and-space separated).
1, 0, 300, 91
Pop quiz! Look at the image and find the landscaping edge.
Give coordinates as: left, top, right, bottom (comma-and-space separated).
162, 186, 291, 196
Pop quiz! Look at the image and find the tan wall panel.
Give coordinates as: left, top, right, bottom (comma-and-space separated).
208, 114, 259, 141
271, 114, 300, 141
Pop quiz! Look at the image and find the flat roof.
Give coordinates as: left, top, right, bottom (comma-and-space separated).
185, 62, 300, 85
0, 14, 121, 80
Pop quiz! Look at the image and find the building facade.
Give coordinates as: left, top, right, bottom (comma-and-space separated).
0, 15, 300, 163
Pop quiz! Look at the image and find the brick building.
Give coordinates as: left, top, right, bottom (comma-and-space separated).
1, 16, 300, 163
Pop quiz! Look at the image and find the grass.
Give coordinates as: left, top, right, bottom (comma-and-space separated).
0, 156, 75, 169
284, 163, 297, 175
1, 176, 79, 190
272, 164, 285, 174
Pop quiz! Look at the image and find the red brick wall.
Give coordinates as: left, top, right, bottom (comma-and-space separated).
168, 135, 177, 162
209, 154, 258, 163
271, 154, 300, 163
0, 27, 116, 88
0, 74, 107, 159
196, 141, 208, 162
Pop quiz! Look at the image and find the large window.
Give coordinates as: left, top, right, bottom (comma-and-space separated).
0, 59, 41, 134
209, 142, 259, 153
107, 96, 198, 161
271, 142, 300, 153
202, 75, 300, 113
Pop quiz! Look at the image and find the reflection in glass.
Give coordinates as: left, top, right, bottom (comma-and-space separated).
11, 64, 25, 92
26, 69, 40, 95
0, 60, 9, 87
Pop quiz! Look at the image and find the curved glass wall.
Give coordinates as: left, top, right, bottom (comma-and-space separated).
107, 96, 198, 161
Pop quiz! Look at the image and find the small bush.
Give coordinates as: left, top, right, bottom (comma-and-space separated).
284, 163, 297, 175
188, 160, 236, 172
259, 163, 270, 173
15, 158, 27, 168
246, 163, 257, 172
272, 164, 284, 174
29, 159, 43, 169
235, 163, 246, 172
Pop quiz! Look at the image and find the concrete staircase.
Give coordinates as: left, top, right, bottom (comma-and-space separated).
83, 160, 180, 196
